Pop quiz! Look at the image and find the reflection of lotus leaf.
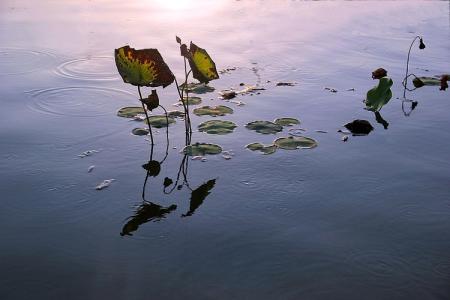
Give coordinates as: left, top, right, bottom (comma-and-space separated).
183, 143, 222, 156
180, 96, 202, 105
274, 136, 318, 150
180, 82, 215, 94
245, 121, 283, 134
274, 117, 300, 126
167, 110, 185, 118
144, 115, 176, 128
412, 76, 448, 88
194, 105, 233, 117
246, 142, 277, 155
365, 77, 393, 112
344, 119, 373, 135
117, 106, 145, 118
131, 128, 149, 136
198, 120, 237, 135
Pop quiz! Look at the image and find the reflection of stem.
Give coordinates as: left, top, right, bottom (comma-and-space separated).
163, 132, 192, 194
159, 105, 170, 164
403, 36, 422, 98
142, 143, 154, 201
137, 86, 154, 145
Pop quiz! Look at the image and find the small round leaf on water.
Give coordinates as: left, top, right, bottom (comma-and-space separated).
183, 143, 222, 156
274, 117, 300, 126
117, 107, 145, 118
246, 142, 277, 155
144, 115, 176, 128
193, 105, 233, 117
274, 136, 318, 150
180, 96, 202, 105
198, 120, 237, 135
245, 121, 283, 134
131, 128, 149, 136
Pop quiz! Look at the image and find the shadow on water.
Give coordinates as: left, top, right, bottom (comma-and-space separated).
121, 130, 217, 236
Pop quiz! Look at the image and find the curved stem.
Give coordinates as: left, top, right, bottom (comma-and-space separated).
403, 36, 421, 98
137, 86, 154, 145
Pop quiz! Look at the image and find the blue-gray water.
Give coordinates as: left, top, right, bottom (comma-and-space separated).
1, 1, 449, 299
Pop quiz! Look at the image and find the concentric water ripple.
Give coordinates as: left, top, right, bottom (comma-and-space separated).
0, 48, 58, 75
26, 86, 135, 117
344, 249, 415, 289
54, 56, 119, 81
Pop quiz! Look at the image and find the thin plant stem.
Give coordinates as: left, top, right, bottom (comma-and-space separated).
137, 86, 154, 145
403, 36, 421, 98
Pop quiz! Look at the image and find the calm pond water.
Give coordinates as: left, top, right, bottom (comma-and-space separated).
1, 1, 450, 299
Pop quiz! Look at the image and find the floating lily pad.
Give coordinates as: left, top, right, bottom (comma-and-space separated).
245, 121, 283, 134
180, 82, 215, 94
193, 105, 233, 117
167, 110, 185, 118
344, 119, 373, 135
144, 115, 176, 128
274, 117, 300, 126
131, 128, 149, 136
274, 136, 318, 150
183, 143, 222, 156
246, 143, 277, 155
365, 77, 393, 111
117, 106, 145, 118
180, 96, 202, 105
198, 120, 237, 135
412, 76, 448, 88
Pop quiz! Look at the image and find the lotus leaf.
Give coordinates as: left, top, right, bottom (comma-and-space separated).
117, 106, 145, 118
274, 117, 300, 126
167, 110, 185, 118
246, 143, 277, 155
245, 121, 283, 134
193, 105, 233, 117
115, 46, 174, 87
180, 96, 202, 105
198, 120, 237, 135
180, 82, 215, 94
412, 76, 449, 88
183, 143, 222, 156
144, 115, 176, 128
187, 42, 219, 84
274, 136, 318, 150
365, 77, 393, 112
131, 128, 149, 136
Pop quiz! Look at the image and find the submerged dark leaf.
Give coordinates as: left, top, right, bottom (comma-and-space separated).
120, 203, 177, 236
163, 177, 173, 188
182, 179, 216, 217
344, 120, 374, 136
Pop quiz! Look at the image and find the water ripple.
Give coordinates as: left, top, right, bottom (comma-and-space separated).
26, 86, 135, 117
0, 47, 58, 75
54, 56, 119, 81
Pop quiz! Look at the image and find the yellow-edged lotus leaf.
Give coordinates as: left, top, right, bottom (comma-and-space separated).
188, 42, 219, 84
115, 46, 175, 87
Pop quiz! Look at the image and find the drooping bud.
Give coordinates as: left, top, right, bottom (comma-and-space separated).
372, 68, 387, 79
419, 38, 426, 49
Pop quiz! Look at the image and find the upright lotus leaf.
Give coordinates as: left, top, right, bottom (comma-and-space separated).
115, 46, 175, 87
141, 89, 159, 111
274, 136, 318, 150
187, 42, 219, 84
365, 77, 393, 112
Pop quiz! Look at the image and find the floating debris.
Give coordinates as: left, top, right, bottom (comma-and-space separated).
342, 136, 349, 142
78, 150, 99, 158
229, 100, 246, 106
219, 67, 237, 74
324, 87, 338, 93
276, 82, 296, 86
222, 150, 235, 160
346, 88, 356, 92
96, 179, 115, 190
88, 165, 95, 173
219, 90, 237, 100
315, 130, 328, 133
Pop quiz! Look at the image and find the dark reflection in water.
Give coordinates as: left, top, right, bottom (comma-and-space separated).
182, 179, 216, 218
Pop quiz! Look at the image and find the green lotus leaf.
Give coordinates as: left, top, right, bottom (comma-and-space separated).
365, 77, 393, 112
246, 142, 277, 155
180, 82, 215, 94
198, 120, 237, 135
183, 143, 222, 156
245, 121, 283, 134
144, 115, 176, 128
274, 136, 318, 150
131, 128, 149, 136
412, 76, 449, 88
187, 42, 219, 84
167, 110, 185, 118
117, 106, 146, 118
274, 117, 300, 126
115, 46, 175, 87
180, 96, 202, 105
193, 105, 233, 117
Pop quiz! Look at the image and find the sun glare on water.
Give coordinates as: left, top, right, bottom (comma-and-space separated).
152, 0, 193, 10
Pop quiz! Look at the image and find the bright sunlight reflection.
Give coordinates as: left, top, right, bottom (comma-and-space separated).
152, 0, 193, 10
